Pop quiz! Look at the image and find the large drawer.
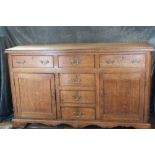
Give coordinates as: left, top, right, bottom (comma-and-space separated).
61, 90, 95, 104
13, 56, 54, 68
99, 54, 145, 68
60, 74, 95, 87
58, 55, 95, 68
61, 107, 95, 120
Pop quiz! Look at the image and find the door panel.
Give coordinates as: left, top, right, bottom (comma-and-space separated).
14, 73, 56, 119
99, 73, 145, 121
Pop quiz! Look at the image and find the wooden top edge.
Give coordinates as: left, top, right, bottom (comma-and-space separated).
5, 42, 154, 53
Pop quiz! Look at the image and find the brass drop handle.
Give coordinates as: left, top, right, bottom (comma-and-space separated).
71, 57, 81, 65
105, 59, 115, 64
72, 92, 81, 101
131, 59, 141, 64
72, 74, 81, 84
40, 60, 49, 64
73, 112, 82, 118
100, 90, 105, 97
51, 90, 55, 98
16, 60, 26, 64
73, 109, 83, 118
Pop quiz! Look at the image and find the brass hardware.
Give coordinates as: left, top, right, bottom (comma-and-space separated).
100, 90, 103, 97
131, 59, 141, 64
52, 91, 55, 98
16, 60, 26, 64
72, 92, 81, 101
40, 60, 49, 64
100, 90, 105, 97
105, 59, 115, 64
73, 109, 83, 118
121, 55, 126, 60
70, 57, 81, 65
72, 74, 81, 84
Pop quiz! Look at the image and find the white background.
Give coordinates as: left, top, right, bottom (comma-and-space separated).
0, 0, 155, 26
0, 0, 155, 155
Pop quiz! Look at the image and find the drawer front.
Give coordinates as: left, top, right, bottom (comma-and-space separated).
61, 107, 95, 120
58, 55, 95, 68
60, 74, 95, 87
13, 56, 54, 68
61, 91, 95, 104
100, 54, 145, 68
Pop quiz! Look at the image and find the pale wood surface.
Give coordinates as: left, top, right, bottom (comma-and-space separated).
5, 42, 154, 53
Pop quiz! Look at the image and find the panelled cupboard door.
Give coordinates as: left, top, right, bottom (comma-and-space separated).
14, 73, 56, 119
99, 73, 145, 121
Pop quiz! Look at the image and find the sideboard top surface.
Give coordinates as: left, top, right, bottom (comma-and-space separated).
5, 42, 154, 53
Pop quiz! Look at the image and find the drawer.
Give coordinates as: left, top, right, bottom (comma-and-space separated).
61, 107, 95, 120
60, 74, 95, 86
100, 54, 145, 68
58, 55, 95, 68
61, 90, 95, 104
13, 56, 54, 68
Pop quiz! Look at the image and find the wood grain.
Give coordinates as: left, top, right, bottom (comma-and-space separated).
58, 55, 95, 68
5, 43, 154, 52
59, 73, 95, 87
14, 73, 56, 119
60, 90, 95, 104
13, 55, 53, 68
61, 107, 95, 120
100, 54, 145, 68
5, 43, 154, 128
99, 73, 145, 121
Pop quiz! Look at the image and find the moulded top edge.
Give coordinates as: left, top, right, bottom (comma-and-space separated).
5, 42, 154, 53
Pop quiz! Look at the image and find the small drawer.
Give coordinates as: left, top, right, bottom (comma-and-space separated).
61, 90, 95, 104
60, 74, 95, 87
13, 56, 54, 68
61, 107, 95, 120
58, 55, 95, 68
100, 54, 145, 68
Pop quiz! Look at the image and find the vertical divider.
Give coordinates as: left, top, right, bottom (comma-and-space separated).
144, 52, 152, 122
95, 54, 100, 120
54, 55, 61, 119
8, 55, 19, 117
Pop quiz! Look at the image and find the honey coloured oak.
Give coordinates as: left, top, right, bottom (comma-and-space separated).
13, 56, 54, 68
14, 73, 56, 119
58, 55, 95, 68
61, 107, 95, 120
60, 90, 96, 104
5, 43, 154, 128
59, 74, 95, 87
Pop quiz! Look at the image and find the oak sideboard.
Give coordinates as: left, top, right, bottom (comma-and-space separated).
5, 43, 154, 128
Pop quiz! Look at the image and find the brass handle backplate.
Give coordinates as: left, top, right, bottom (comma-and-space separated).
16, 60, 26, 64
73, 109, 83, 118
100, 90, 105, 97
105, 59, 115, 64
72, 74, 81, 84
51, 90, 55, 98
40, 60, 50, 65
131, 59, 141, 64
72, 92, 81, 101
70, 57, 81, 65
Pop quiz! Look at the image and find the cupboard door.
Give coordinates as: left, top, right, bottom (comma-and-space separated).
14, 73, 56, 119
99, 73, 145, 121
